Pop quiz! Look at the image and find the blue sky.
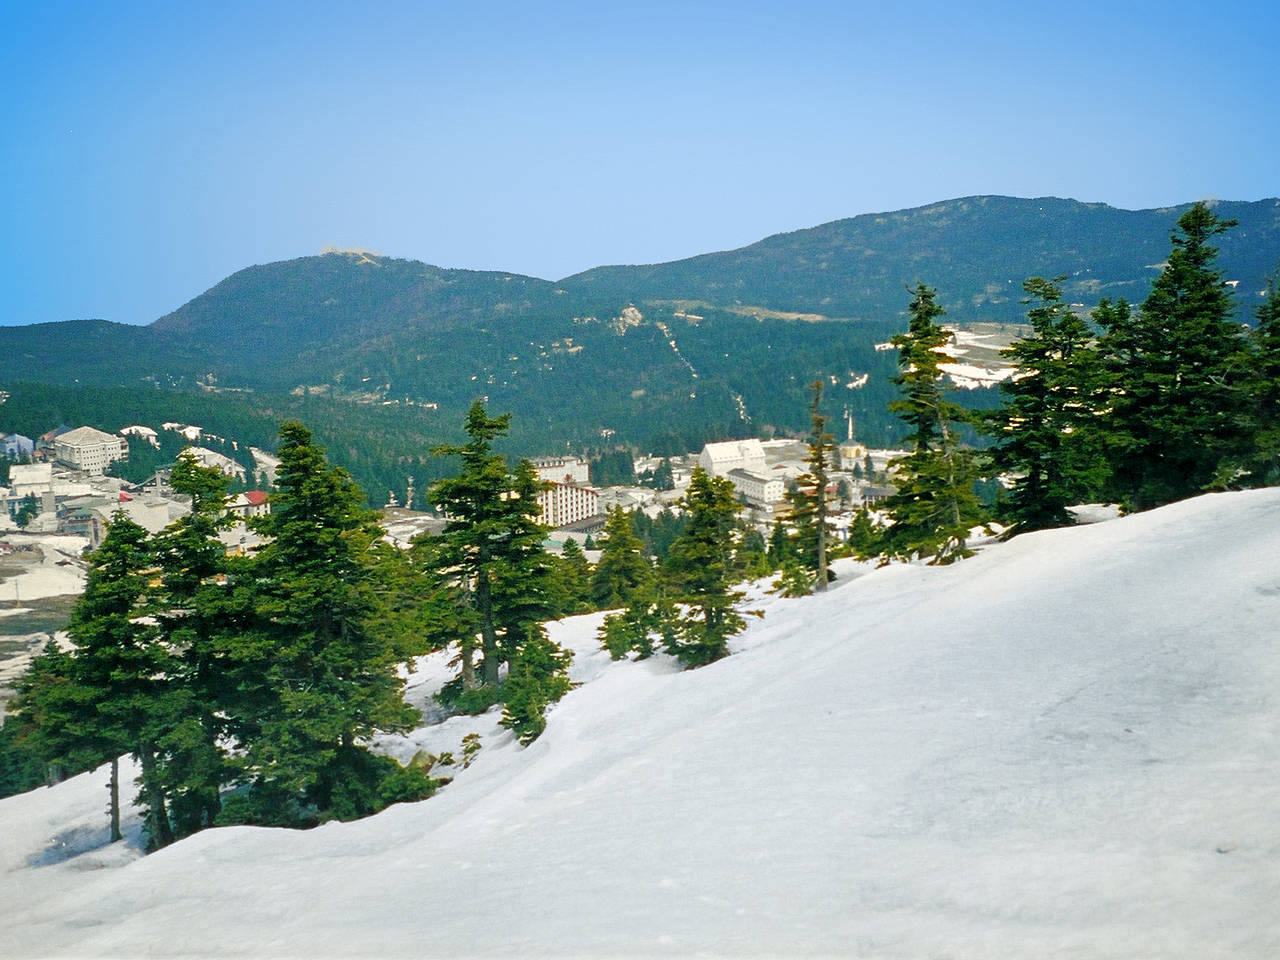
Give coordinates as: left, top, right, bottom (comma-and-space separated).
2, 0, 1277, 327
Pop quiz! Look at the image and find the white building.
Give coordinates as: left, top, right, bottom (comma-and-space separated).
54, 427, 126, 475
537, 482, 601, 528
726, 468, 786, 510
185, 446, 247, 482
226, 490, 270, 519
163, 423, 204, 442
698, 439, 767, 477
88, 496, 189, 549
119, 425, 159, 447
8, 462, 54, 500
531, 456, 590, 485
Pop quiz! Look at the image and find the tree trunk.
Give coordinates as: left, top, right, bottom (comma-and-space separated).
109, 757, 122, 843
815, 488, 828, 592
138, 743, 175, 849
476, 573, 500, 687
460, 641, 476, 689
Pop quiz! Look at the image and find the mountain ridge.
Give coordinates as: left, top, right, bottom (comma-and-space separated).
4, 195, 1279, 455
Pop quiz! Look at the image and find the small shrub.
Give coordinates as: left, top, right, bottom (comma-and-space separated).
461, 733, 482, 768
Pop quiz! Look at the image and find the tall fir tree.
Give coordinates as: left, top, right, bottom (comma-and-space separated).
1095, 203, 1251, 510
1246, 268, 1280, 485
62, 513, 173, 845
232, 421, 418, 823
491, 460, 570, 738
785, 380, 837, 590
590, 506, 652, 609
429, 402, 526, 689
148, 450, 238, 837
663, 467, 746, 667
429, 403, 571, 740
553, 536, 595, 615
985, 277, 1109, 535
881, 284, 982, 563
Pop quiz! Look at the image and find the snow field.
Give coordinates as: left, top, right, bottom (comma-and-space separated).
1, 489, 1278, 958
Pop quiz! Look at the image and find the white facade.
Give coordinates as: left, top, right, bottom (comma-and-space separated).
698, 439, 767, 477
226, 491, 270, 519
89, 496, 189, 549
537, 482, 601, 528
54, 427, 126, 475
531, 456, 590, 485
8, 462, 54, 499
120, 425, 159, 447
726, 468, 786, 509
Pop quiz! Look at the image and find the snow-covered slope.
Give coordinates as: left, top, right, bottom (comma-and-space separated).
3, 490, 1279, 959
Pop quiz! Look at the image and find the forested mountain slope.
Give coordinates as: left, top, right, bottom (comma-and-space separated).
564, 195, 1280, 322
4, 196, 1277, 456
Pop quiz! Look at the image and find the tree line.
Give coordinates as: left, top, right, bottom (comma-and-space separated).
4, 201, 1276, 845
853, 201, 1280, 565
0, 406, 786, 842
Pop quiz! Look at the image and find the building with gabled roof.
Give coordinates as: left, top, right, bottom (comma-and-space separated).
698, 439, 767, 478
227, 490, 270, 519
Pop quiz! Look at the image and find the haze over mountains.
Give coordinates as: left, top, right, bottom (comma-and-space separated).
4, 195, 1280, 454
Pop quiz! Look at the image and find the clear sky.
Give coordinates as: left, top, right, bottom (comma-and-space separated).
2, 0, 1277, 327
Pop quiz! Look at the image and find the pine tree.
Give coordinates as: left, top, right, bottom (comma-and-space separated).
1095, 203, 1251, 510
232, 421, 418, 823
663, 467, 745, 667
364, 539, 439, 663
881, 284, 982, 563
429, 404, 571, 740
61, 513, 173, 844
9, 641, 107, 794
430, 403, 527, 689
985, 277, 1108, 535
786, 380, 837, 590
737, 527, 770, 579
0, 711, 49, 798
1246, 268, 1280, 485
148, 450, 238, 837
590, 506, 652, 609
846, 505, 881, 560
765, 519, 794, 570
553, 537, 594, 615
492, 461, 572, 740
500, 625, 573, 744
15, 493, 39, 528
406, 533, 486, 709
597, 587, 680, 661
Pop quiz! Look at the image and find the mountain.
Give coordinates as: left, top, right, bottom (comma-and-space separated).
4, 196, 1278, 459
3, 488, 1278, 957
564, 195, 1280, 322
